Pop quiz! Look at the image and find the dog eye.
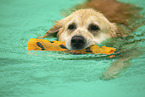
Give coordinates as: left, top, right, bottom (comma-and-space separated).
68, 23, 76, 30
88, 24, 100, 31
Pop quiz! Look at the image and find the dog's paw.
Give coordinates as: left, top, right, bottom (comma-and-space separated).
100, 71, 119, 80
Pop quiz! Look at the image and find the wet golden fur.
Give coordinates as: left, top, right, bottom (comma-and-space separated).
39, 9, 118, 50
39, 0, 137, 50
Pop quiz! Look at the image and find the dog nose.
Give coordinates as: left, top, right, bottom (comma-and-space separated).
71, 36, 86, 50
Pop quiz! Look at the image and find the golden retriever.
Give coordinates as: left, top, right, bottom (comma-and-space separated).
39, 9, 118, 50
38, 0, 140, 79
39, 0, 138, 50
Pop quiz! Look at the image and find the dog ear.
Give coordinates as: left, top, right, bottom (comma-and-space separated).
38, 21, 62, 38
110, 23, 127, 37
47, 21, 62, 35
45, 21, 63, 37
109, 23, 117, 37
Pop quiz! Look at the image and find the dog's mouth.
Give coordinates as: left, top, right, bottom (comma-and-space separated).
70, 35, 86, 50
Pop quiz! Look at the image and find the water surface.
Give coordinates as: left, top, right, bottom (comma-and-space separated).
0, 0, 145, 97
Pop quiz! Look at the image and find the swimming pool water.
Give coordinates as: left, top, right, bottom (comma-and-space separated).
0, 0, 145, 97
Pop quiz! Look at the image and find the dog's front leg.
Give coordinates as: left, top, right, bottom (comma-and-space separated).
102, 57, 131, 80
102, 49, 141, 80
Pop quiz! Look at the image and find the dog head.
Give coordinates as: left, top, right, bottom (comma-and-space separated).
47, 9, 117, 50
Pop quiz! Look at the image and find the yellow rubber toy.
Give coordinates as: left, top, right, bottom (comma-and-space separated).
27, 38, 116, 55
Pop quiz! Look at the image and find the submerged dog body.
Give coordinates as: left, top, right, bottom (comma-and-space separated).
40, 9, 117, 50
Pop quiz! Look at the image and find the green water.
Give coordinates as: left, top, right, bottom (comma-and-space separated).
0, 0, 145, 97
